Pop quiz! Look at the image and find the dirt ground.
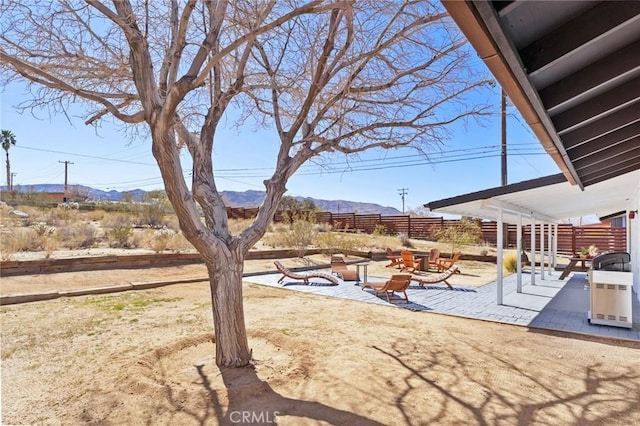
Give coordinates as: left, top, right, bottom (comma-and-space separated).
2, 255, 640, 425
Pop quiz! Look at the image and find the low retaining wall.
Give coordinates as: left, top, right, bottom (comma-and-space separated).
0, 249, 374, 277
0, 249, 497, 278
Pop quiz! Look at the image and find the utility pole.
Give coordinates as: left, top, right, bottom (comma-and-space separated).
10, 172, 16, 191
59, 160, 74, 194
398, 188, 408, 214
501, 88, 507, 186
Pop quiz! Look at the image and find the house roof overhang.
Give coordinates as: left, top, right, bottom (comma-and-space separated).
442, 1, 640, 190
425, 169, 640, 225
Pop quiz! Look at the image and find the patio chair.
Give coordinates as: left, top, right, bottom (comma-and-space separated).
362, 274, 412, 303
385, 248, 403, 268
436, 251, 461, 273
411, 266, 459, 289
426, 248, 440, 270
401, 250, 423, 273
274, 261, 340, 286
330, 255, 360, 281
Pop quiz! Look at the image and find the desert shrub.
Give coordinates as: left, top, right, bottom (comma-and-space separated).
313, 222, 332, 233
57, 202, 80, 210
96, 201, 135, 213
0, 230, 22, 260
85, 209, 105, 222
261, 232, 288, 249
314, 232, 360, 254
479, 243, 491, 257
286, 217, 317, 257
228, 218, 253, 235
136, 199, 170, 228
102, 213, 133, 229
334, 235, 360, 253
43, 205, 80, 226
149, 228, 176, 253
398, 232, 413, 248
373, 224, 388, 236
269, 222, 289, 233
167, 232, 194, 252
314, 232, 340, 255
504, 253, 518, 272
6, 228, 41, 252
59, 223, 99, 249
108, 226, 134, 248
433, 218, 482, 255
42, 235, 59, 258
32, 222, 56, 238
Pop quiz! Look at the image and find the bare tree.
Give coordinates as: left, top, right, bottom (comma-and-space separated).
0, 0, 491, 368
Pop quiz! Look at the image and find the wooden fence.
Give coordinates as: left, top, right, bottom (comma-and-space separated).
228, 207, 627, 254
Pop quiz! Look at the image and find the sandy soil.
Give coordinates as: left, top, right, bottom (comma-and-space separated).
2, 255, 640, 425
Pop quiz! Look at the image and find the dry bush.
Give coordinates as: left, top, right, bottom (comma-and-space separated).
313, 222, 332, 232
267, 222, 289, 233
135, 200, 170, 228
504, 253, 518, 272
167, 232, 194, 252
42, 235, 60, 258
314, 232, 360, 254
0, 230, 23, 260
162, 215, 180, 232
42, 206, 80, 226
228, 218, 254, 235
101, 213, 133, 229
148, 228, 176, 253
108, 227, 134, 248
85, 209, 105, 222
398, 232, 414, 248
261, 231, 289, 249
58, 223, 99, 249
7, 228, 41, 251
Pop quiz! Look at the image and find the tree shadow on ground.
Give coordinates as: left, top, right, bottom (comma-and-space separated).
132, 335, 383, 426
371, 338, 640, 425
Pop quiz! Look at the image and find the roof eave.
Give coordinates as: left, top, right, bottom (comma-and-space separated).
424, 173, 567, 211
442, 0, 582, 188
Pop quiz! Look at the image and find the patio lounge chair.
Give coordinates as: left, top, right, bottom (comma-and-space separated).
436, 251, 461, 273
330, 255, 360, 281
411, 266, 459, 289
274, 261, 340, 286
385, 248, 403, 268
401, 250, 423, 273
362, 274, 412, 303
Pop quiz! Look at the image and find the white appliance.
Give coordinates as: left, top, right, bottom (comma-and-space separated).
588, 252, 633, 329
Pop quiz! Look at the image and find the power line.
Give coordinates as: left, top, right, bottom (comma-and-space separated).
14, 143, 547, 189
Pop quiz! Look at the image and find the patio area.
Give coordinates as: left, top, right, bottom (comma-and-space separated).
248, 267, 640, 342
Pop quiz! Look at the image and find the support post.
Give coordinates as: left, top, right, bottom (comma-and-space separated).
517, 213, 522, 293
531, 217, 536, 286
497, 207, 504, 305
547, 223, 553, 276
541, 221, 545, 280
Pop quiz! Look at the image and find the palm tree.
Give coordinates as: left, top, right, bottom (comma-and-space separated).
1, 129, 17, 190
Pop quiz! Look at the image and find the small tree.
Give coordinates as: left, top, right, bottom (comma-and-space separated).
434, 218, 482, 256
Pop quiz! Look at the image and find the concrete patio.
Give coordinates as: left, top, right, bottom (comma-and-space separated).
248, 267, 640, 342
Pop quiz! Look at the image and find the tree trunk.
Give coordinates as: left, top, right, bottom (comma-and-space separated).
206, 255, 251, 368
5, 151, 10, 189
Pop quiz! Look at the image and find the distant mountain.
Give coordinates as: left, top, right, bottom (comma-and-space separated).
4, 184, 401, 215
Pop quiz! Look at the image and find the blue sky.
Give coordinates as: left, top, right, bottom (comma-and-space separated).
0, 78, 561, 213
